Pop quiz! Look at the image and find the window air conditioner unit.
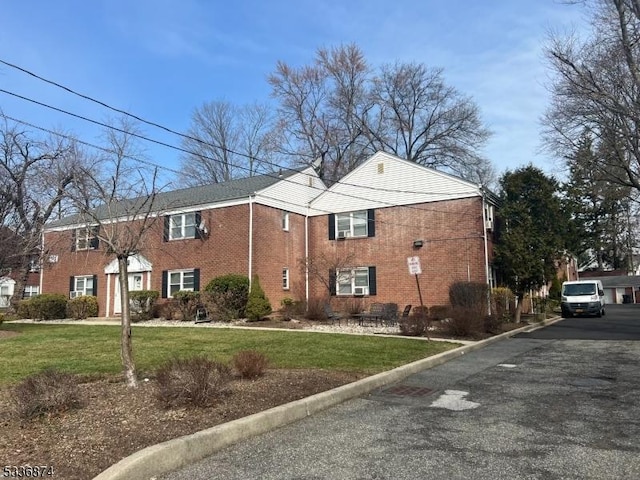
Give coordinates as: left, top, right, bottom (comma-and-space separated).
485, 219, 493, 231
337, 231, 348, 239
70, 291, 83, 299
354, 287, 366, 296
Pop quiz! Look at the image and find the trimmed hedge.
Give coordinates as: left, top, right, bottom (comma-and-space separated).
66, 296, 99, 319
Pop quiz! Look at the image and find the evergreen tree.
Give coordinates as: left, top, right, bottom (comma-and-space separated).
245, 275, 272, 321
494, 166, 568, 321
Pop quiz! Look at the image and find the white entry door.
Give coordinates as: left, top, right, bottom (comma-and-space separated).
113, 273, 143, 314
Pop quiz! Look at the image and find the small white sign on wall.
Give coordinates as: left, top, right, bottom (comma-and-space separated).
407, 256, 422, 275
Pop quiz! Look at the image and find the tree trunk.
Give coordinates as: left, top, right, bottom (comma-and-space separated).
118, 256, 137, 388
514, 293, 523, 324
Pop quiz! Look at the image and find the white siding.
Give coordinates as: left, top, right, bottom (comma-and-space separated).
255, 166, 326, 215
309, 152, 481, 216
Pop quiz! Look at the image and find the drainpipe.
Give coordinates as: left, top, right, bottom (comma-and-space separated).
248, 194, 254, 290
39, 232, 45, 296
481, 192, 491, 315
106, 273, 111, 317
305, 205, 310, 305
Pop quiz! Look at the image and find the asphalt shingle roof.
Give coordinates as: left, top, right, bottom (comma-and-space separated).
48, 169, 300, 228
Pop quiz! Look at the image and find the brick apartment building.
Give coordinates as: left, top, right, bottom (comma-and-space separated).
40, 152, 498, 317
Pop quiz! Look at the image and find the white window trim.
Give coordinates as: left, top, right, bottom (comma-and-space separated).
336, 211, 368, 238
282, 268, 290, 290
23, 285, 40, 298
168, 269, 195, 297
73, 275, 94, 296
75, 227, 96, 251
336, 267, 369, 296
169, 213, 197, 240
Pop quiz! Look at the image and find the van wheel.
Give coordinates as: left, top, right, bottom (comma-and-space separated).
602, 307, 605, 316
596, 308, 602, 318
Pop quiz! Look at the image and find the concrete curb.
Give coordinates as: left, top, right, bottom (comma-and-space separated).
93, 316, 561, 480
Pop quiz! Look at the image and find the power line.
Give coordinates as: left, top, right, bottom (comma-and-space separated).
0, 57, 483, 198
4, 113, 486, 238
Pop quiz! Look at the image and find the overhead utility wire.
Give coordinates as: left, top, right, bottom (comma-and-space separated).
0, 57, 480, 198
0, 89, 480, 220
5, 113, 479, 234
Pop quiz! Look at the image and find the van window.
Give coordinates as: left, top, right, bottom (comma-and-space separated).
563, 284, 596, 296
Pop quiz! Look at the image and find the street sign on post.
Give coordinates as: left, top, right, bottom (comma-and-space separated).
407, 256, 422, 275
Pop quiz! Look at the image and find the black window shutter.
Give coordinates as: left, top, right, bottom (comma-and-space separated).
329, 270, 336, 296
161, 270, 168, 298
71, 229, 76, 251
92, 275, 98, 297
69, 276, 75, 293
368, 266, 377, 296
194, 211, 202, 239
367, 209, 375, 237
193, 268, 200, 291
163, 216, 170, 242
90, 227, 99, 249
328, 214, 335, 240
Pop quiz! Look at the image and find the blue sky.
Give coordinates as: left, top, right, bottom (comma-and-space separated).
0, 1, 587, 183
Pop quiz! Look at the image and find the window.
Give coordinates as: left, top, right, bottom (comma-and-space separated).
282, 268, 289, 290
74, 227, 99, 251
71, 275, 95, 297
23, 286, 40, 298
336, 211, 368, 238
168, 269, 195, 297
336, 267, 371, 296
329, 210, 375, 239
282, 212, 290, 231
169, 213, 197, 240
28, 258, 40, 273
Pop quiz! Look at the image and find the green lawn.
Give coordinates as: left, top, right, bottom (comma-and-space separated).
0, 323, 460, 385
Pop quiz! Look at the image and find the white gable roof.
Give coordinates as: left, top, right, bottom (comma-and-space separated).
104, 254, 153, 274
254, 165, 326, 215
309, 152, 481, 216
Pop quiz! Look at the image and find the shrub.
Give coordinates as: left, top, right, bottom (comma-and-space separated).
491, 287, 514, 322
156, 299, 180, 321
232, 350, 269, 379
16, 300, 33, 319
200, 290, 239, 322
279, 297, 304, 321
129, 290, 159, 321
549, 275, 562, 301
155, 356, 232, 408
449, 281, 489, 312
10, 368, 82, 419
399, 314, 427, 336
441, 306, 484, 338
428, 305, 450, 321
204, 274, 250, 319
245, 275, 272, 321
484, 314, 503, 334
172, 290, 200, 321
66, 296, 99, 320
304, 298, 326, 321
25, 294, 68, 320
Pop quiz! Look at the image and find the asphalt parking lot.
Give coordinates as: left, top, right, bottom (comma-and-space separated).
162, 305, 640, 480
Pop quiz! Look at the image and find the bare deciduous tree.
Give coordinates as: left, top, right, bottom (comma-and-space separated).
269, 43, 493, 184
0, 114, 79, 306
544, 0, 640, 194
73, 117, 166, 388
179, 101, 277, 186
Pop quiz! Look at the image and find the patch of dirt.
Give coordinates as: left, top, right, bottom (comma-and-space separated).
0, 369, 363, 480
0, 329, 19, 339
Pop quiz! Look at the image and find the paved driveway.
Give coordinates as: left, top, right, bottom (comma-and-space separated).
162, 306, 640, 480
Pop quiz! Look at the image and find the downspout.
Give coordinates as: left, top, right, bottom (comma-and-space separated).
39, 232, 45, 295
305, 205, 310, 305
106, 272, 111, 317
481, 192, 491, 315
248, 194, 254, 290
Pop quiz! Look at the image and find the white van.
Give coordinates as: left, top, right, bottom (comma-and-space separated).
560, 280, 606, 318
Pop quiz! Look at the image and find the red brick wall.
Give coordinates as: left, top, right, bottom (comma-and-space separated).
308, 197, 491, 310
42, 203, 309, 316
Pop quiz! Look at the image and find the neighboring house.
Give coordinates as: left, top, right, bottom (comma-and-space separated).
40, 152, 499, 317
577, 274, 640, 304
307, 152, 498, 309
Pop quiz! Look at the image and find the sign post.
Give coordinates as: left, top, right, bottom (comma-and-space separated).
407, 256, 428, 338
